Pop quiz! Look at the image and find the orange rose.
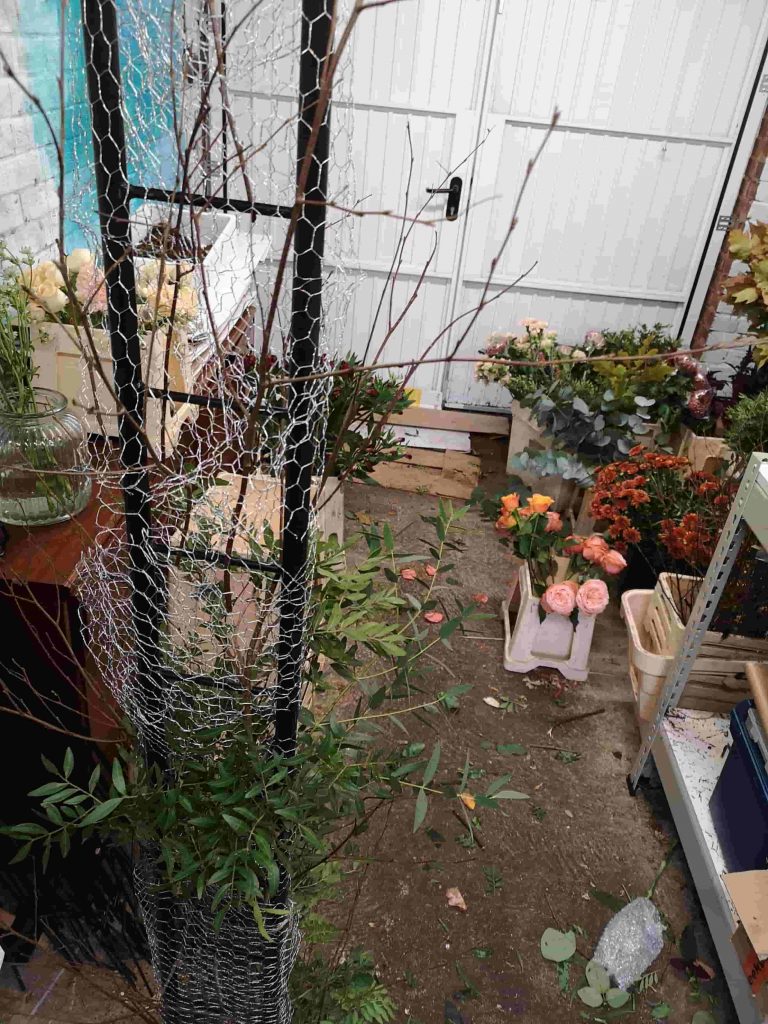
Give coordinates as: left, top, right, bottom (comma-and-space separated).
501, 493, 520, 512
582, 534, 610, 563
527, 493, 555, 514
599, 549, 628, 575
495, 512, 516, 531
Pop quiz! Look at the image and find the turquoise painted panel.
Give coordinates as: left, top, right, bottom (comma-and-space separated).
18, 0, 177, 251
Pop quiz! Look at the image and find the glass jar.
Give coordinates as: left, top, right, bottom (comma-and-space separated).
0, 388, 92, 526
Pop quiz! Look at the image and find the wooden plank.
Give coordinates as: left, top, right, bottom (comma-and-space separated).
401, 447, 482, 475
370, 461, 477, 499
382, 406, 508, 435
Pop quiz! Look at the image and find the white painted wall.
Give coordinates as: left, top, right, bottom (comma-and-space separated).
0, 2, 59, 256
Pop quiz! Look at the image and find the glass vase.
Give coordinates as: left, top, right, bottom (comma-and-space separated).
0, 388, 92, 526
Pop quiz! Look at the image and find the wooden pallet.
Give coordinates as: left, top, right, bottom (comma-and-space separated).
370, 449, 481, 499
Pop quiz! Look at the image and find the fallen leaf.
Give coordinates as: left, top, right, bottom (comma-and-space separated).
496, 742, 527, 755
400, 568, 417, 581
540, 927, 576, 962
425, 564, 437, 577
564, 809, 574, 819
423, 610, 444, 624
471, 592, 489, 604
446, 887, 467, 912
354, 511, 372, 525
483, 696, 502, 708
458, 792, 476, 810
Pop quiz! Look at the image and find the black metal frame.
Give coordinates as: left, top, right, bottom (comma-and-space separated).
81, 0, 333, 763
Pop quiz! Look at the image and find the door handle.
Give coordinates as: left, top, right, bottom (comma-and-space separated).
426, 176, 463, 221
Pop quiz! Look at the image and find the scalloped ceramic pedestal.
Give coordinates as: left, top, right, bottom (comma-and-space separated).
501, 564, 596, 682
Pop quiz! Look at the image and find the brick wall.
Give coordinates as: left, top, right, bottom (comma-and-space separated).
693, 103, 768, 385
0, 1, 62, 256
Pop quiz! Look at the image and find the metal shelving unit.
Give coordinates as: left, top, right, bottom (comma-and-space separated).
630, 452, 768, 1024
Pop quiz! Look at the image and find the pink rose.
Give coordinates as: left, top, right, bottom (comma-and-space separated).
540, 580, 578, 617
544, 511, 563, 534
576, 579, 609, 616
581, 534, 610, 564
599, 549, 628, 575
75, 262, 107, 313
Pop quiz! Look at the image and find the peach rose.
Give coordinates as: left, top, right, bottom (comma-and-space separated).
599, 549, 628, 575
581, 534, 610, 563
496, 512, 516, 531
544, 511, 563, 534
540, 580, 578, 616
528, 493, 555, 514
576, 579, 609, 616
501, 493, 520, 512
563, 535, 584, 556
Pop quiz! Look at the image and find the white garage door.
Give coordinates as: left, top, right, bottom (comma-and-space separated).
338, 0, 768, 408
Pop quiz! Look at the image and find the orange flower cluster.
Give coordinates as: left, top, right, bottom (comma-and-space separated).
591, 445, 735, 563
660, 512, 718, 565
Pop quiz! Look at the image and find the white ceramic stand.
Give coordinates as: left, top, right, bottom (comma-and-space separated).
501, 563, 596, 681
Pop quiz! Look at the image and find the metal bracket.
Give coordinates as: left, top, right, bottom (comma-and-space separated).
716, 214, 733, 231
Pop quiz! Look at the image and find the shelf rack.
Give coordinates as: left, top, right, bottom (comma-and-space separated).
629, 451, 768, 1024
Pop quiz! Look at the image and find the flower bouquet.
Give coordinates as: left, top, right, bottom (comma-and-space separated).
496, 492, 625, 680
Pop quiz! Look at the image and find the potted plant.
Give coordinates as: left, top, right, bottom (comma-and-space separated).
511, 325, 693, 489
30, 249, 200, 448
0, 246, 91, 525
496, 491, 625, 680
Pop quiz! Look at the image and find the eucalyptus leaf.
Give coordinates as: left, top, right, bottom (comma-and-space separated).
585, 960, 611, 994
606, 988, 630, 1009
540, 928, 577, 962
577, 986, 604, 1008
413, 788, 429, 833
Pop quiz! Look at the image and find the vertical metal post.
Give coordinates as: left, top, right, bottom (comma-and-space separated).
275, 0, 334, 755
81, 0, 167, 770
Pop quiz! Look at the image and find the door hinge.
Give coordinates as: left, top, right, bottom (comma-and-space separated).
760, 74, 768, 94
716, 214, 733, 231
497, 0, 505, 13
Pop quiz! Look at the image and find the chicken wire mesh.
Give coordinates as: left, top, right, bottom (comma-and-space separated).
41, 0, 355, 1018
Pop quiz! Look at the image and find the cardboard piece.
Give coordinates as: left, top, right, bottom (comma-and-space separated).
370, 451, 481, 499
724, 871, 768, 958
732, 923, 768, 1016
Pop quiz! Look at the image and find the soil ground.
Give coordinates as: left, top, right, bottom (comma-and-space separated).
0, 437, 739, 1023
335, 437, 737, 1024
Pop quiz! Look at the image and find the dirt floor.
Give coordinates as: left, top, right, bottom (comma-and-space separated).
335, 440, 737, 1024
0, 438, 739, 1023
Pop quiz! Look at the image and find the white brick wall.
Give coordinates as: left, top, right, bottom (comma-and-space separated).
0, 6, 60, 256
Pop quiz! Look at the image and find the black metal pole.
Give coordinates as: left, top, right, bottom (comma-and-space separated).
275, 0, 335, 756
81, 0, 167, 768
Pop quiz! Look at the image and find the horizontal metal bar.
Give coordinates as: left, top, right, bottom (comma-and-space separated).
128, 185, 293, 219
152, 541, 281, 576
503, 115, 734, 147
146, 386, 288, 416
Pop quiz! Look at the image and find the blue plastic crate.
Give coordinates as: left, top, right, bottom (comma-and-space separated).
709, 699, 768, 873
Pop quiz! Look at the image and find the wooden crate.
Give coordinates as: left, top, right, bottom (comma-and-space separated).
644, 573, 768, 712
677, 428, 733, 475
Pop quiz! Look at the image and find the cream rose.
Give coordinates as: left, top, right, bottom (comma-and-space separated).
576, 579, 609, 616
66, 249, 93, 274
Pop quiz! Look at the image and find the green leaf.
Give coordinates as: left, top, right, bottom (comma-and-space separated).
592, 889, 626, 913
88, 764, 101, 794
413, 788, 429, 833
690, 1013, 716, 1024
78, 796, 124, 827
111, 758, 126, 796
63, 747, 74, 779
9, 841, 32, 865
29, 781, 70, 798
222, 814, 246, 832
489, 790, 529, 801
650, 1004, 670, 1020
540, 928, 576, 963
585, 960, 610, 994
422, 742, 441, 787
606, 990, 630, 1009
577, 986, 604, 1008
472, 947, 493, 959
496, 743, 527, 756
